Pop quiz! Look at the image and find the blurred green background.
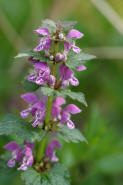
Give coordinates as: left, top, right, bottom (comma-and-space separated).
0, 0, 123, 184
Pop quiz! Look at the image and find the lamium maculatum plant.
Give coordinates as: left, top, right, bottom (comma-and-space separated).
0, 19, 96, 185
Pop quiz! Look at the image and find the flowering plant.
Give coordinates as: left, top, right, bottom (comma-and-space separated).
0, 19, 95, 185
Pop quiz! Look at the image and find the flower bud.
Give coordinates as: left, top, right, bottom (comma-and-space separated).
55, 53, 63, 61
61, 80, 69, 89
48, 75, 56, 87
49, 55, 54, 60
59, 33, 64, 40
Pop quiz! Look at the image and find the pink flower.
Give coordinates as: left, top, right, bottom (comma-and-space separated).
59, 64, 79, 88
46, 140, 61, 162
64, 29, 84, 53
61, 104, 81, 129
34, 27, 52, 52
20, 93, 46, 127
4, 141, 34, 170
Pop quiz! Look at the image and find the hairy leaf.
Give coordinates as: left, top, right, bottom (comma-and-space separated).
66, 51, 96, 69
59, 21, 77, 30
42, 19, 57, 33
0, 114, 46, 142
23, 80, 40, 92
15, 51, 33, 58
41, 87, 87, 106
62, 89, 87, 107
58, 126, 87, 143
21, 164, 70, 185
15, 51, 51, 63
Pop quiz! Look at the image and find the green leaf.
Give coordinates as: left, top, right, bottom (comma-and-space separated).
32, 52, 50, 63
0, 114, 46, 142
66, 51, 96, 69
41, 87, 87, 106
58, 125, 87, 143
21, 168, 41, 185
59, 21, 77, 30
21, 164, 70, 185
42, 19, 57, 33
62, 89, 87, 107
15, 50, 51, 63
23, 80, 40, 92
15, 51, 33, 58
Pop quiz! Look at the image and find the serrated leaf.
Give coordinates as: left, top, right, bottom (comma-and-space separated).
0, 114, 46, 142
32, 52, 50, 63
21, 168, 41, 185
66, 51, 96, 69
58, 126, 87, 143
41, 87, 87, 106
62, 89, 87, 107
15, 50, 51, 63
42, 19, 57, 33
21, 164, 70, 185
41, 87, 55, 96
59, 21, 77, 30
23, 80, 40, 92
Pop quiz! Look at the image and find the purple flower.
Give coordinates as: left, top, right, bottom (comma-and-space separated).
55, 52, 67, 62
67, 29, 84, 39
34, 27, 52, 52
61, 104, 81, 129
34, 27, 50, 36
48, 75, 56, 88
59, 64, 79, 88
4, 142, 22, 167
46, 140, 61, 162
64, 29, 84, 53
4, 141, 34, 170
52, 97, 66, 120
28, 62, 50, 86
28, 57, 39, 64
76, 65, 86, 71
20, 93, 46, 127
18, 146, 34, 171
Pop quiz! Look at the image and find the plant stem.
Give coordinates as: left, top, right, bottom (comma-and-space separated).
45, 96, 53, 125
36, 41, 59, 163
36, 137, 46, 163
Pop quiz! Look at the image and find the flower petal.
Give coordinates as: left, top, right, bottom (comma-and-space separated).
61, 80, 69, 89
76, 65, 86, 71
64, 42, 72, 52
4, 142, 20, 151
53, 97, 66, 106
8, 159, 15, 167
34, 43, 43, 52
28, 73, 36, 82
60, 64, 74, 80
61, 110, 70, 124
50, 140, 62, 148
21, 93, 37, 103
64, 104, 81, 114
23, 140, 34, 150
67, 120, 75, 129
32, 119, 39, 127
48, 75, 56, 87
52, 105, 61, 119
20, 109, 30, 119
35, 77, 45, 85
34, 27, 49, 35
67, 29, 84, 39
72, 45, 81, 53
69, 77, 79, 86
34, 62, 48, 70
